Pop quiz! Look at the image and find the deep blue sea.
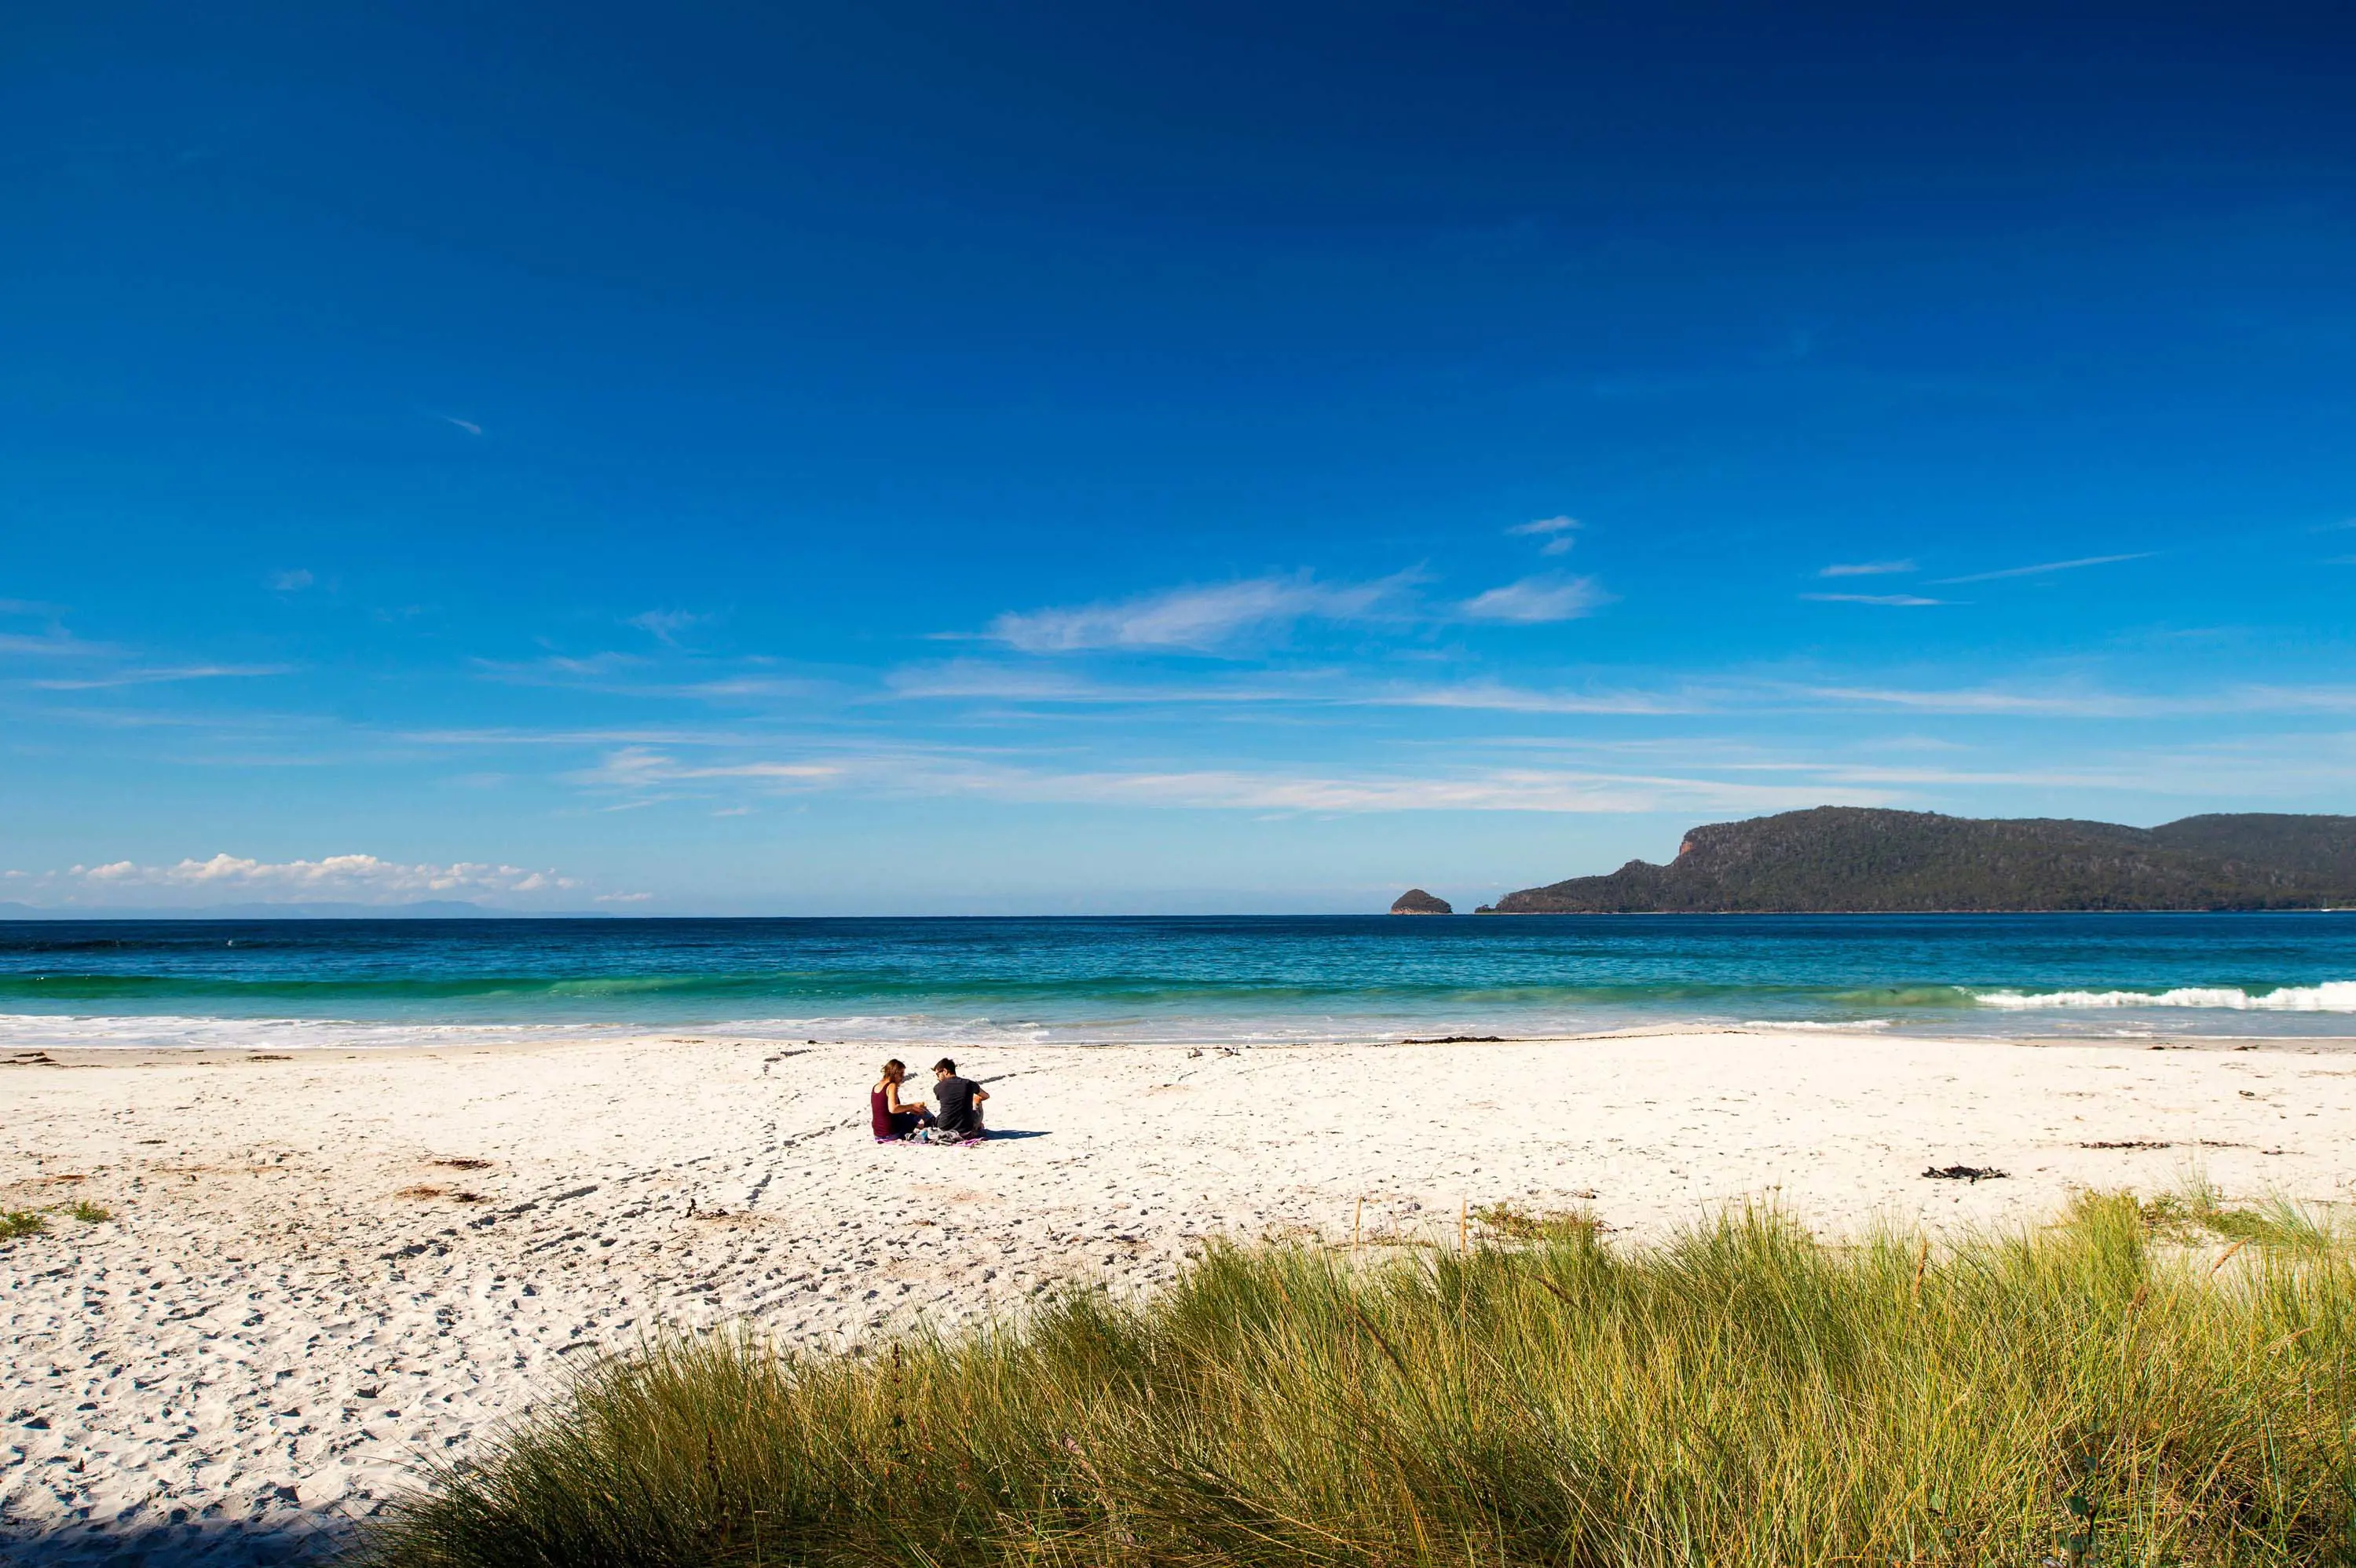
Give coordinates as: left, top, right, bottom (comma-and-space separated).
3, 913, 2354, 1052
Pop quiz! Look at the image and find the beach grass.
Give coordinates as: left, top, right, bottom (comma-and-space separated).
360, 1191, 2356, 1567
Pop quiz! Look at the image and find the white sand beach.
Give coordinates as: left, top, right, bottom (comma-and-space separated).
6, 1029, 2354, 1564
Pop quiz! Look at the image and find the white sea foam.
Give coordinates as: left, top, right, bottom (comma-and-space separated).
0, 1011, 1403, 1051
1740, 1018, 1895, 1032
1974, 981, 2356, 1013
0, 1013, 627, 1052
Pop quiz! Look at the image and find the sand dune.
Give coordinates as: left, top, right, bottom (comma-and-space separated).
5, 1029, 2352, 1564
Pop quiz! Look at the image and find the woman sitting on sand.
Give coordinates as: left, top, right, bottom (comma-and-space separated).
870, 1059, 935, 1141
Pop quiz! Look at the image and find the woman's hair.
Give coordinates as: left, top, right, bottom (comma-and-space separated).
880, 1058, 905, 1080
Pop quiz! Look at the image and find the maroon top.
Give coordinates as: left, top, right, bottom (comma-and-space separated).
870, 1087, 899, 1139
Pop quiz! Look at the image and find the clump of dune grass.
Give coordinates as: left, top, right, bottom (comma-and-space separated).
0, 1209, 46, 1239
2141, 1174, 2348, 1258
67, 1198, 113, 1223
361, 1193, 2356, 1568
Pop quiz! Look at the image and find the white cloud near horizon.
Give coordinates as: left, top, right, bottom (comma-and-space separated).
1458, 575, 1608, 623
1933, 552, 2153, 585
988, 572, 1413, 653
1506, 515, 1580, 556
31, 853, 588, 905
1801, 593, 1944, 607
1818, 560, 1915, 577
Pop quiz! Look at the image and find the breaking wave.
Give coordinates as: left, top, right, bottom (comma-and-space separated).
1974, 981, 2356, 1012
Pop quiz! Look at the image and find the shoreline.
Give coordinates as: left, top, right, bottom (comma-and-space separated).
9, 1018, 2356, 1070
9, 1014, 2356, 1061
8, 1029, 2356, 1563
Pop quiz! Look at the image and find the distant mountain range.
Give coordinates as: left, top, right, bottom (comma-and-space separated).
0, 901, 613, 920
1483, 808, 2356, 913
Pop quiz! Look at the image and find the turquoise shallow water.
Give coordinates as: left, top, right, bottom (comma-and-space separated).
4, 913, 2354, 1051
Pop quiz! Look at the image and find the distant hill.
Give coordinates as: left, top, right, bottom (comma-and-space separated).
1483, 808, 2356, 913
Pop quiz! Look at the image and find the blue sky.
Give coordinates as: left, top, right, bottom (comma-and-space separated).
5, 2, 2354, 913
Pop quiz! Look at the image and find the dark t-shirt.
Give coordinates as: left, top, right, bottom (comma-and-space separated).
933, 1075, 981, 1135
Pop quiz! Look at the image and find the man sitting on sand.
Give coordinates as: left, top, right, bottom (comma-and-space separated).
930, 1057, 988, 1140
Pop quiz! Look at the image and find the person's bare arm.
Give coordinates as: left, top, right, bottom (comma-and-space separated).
973, 1086, 990, 1103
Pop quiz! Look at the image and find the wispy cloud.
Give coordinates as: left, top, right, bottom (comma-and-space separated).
626, 609, 709, 646
1371, 681, 1702, 715
1801, 593, 1944, 607
1506, 515, 1580, 556
1795, 762, 2164, 789
439, 415, 485, 437
2224, 685, 2356, 713
673, 675, 829, 700
887, 661, 1183, 703
27, 664, 292, 690
1794, 682, 2230, 718
0, 630, 115, 658
990, 766, 1883, 815
576, 744, 1890, 816
1933, 553, 2153, 585
572, 747, 843, 794
988, 572, 1413, 654
473, 652, 648, 683
269, 568, 314, 592
401, 725, 763, 747
1802, 684, 2168, 717
1817, 560, 1915, 578
1458, 576, 1608, 623
885, 662, 1699, 715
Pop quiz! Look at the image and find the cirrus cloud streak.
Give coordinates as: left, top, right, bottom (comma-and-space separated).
987, 572, 1416, 653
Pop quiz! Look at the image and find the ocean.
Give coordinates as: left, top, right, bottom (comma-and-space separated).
3, 912, 2354, 1053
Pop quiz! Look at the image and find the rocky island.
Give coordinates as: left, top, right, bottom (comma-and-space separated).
1482, 806, 2356, 913
1389, 888, 1453, 915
